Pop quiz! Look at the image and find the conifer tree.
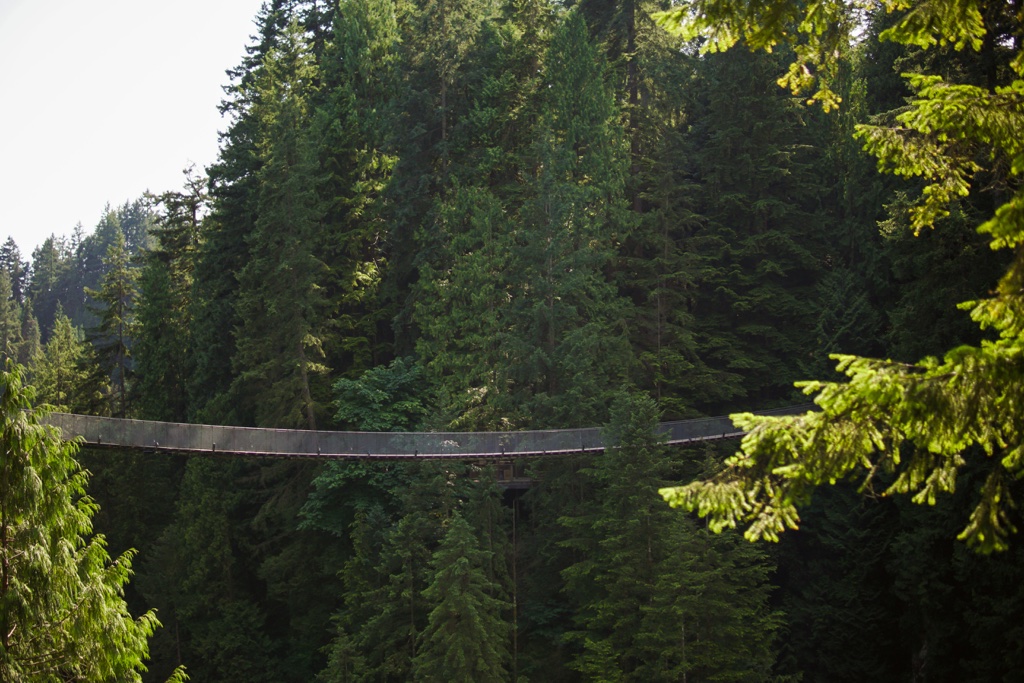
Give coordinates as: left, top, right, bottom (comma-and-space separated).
684, 44, 826, 411
28, 234, 74, 341
85, 231, 139, 418
313, 0, 400, 375
0, 361, 183, 681
232, 18, 328, 429
144, 457, 284, 682
189, 0, 297, 423
327, 467, 451, 682
0, 237, 29, 304
33, 306, 88, 412
16, 298, 40, 370
561, 393, 778, 681
135, 168, 207, 422
414, 512, 512, 682
507, 9, 634, 428
411, 2, 553, 429
657, 0, 1024, 553
415, 185, 517, 429
0, 271, 22, 360
70, 203, 152, 333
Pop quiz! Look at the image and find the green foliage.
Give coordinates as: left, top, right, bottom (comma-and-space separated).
684, 45, 826, 410
504, 9, 634, 428
232, 18, 329, 429
560, 392, 779, 681
26, 0, 1024, 679
413, 512, 512, 682
0, 270, 22, 360
659, 0, 1024, 554
84, 231, 139, 418
316, 462, 511, 682
135, 167, 207, 422
770, 486, 903, 681
0, 361, 179, 681
332, 357, 427, 432
653, 0, 988, 110
187, 0, 302, 424
414, 184, 518, 429
0, 237, 29, 305
141, 456, 330, 682
313, 0, 399, 376
33, 306, 89, 412
16, 299, 40, 370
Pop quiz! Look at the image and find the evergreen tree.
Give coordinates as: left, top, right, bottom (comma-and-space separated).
70, 202, 152, 332
507, 9, 634, 428
143, 457, 284, 682
135, 167, 207, 422
316, 458, 509, 682
85, 231, 139, 418
16, 298, 40, 370
328, 467, 450, 682
411, 2, 554, 429
28, 234, 74, 340
0, 270, 22, 360
0, 361, 183, 681
416, 0, 496, 170
232, 17, 328, 429
413, 512, 512, 682
808, 42, 891, 369
561, 393, 778, 681
510, 21, 639, 672
313, 0, 400, 376
658, 0, 1024, 553
770, 486, 902, 681
382, 0, 499, 348
0, 237, 29, 304
684, 45, 826, 412
189, 0, 298, 423
414, 184, 518, 429
33, 306, 88, 412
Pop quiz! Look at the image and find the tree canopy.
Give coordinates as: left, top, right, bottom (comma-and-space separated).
658, 0, 1024, 552
0, 361, 184, 681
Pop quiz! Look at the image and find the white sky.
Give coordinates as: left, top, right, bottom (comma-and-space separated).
0, 0, 267, 256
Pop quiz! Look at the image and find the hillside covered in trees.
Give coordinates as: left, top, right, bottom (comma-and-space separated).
3, 0, 1023, 680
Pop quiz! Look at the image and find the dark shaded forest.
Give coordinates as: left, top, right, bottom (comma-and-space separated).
3, 0, 1023, 680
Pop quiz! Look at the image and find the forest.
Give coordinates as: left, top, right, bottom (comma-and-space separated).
2, 0, 1023, 680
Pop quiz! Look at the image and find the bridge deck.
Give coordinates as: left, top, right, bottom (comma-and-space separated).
43, 406, 809, 460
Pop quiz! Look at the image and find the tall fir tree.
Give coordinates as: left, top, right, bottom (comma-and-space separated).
16, 298, 40, 370
413, 511, 512, 682
134, 167, 208, 422
313, 0, 400, 377
28, 234, 74, 341
189, 0, 298, 423
0, 237, 29, 304
684, 45, 826, 412
0, 362, 184, 682
507, 8, 633, 429
232, 18, 328, 430
85, 231, 139, 418
0, 271, 22, 361
561, 393, 779, 681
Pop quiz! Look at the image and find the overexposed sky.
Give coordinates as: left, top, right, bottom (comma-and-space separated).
0, 0, 266, 256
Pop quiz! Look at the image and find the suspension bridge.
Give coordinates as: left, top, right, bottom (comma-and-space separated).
44, 405, 810, 460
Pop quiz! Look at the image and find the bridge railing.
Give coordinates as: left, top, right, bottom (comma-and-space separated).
655, 404, 810, 444
44, 413, 609, 457
44, 404, 814, 459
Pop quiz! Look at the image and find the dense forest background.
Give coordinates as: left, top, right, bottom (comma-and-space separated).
3, 0, 1023, 680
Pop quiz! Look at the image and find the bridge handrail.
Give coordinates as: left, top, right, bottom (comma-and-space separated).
43, 404, 815, 459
